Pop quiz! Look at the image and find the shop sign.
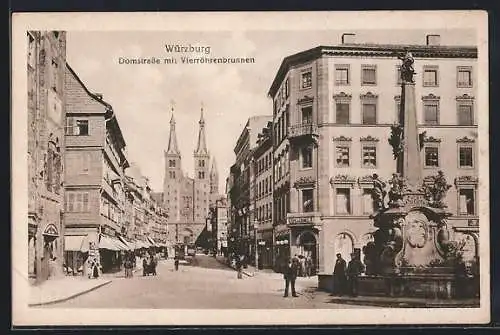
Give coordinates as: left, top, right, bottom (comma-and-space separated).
288, 215, 315, 225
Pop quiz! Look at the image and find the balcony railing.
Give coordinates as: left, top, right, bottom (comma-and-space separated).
288, 123, 319, 139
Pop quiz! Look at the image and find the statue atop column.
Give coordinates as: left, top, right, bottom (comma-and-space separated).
399, 51, 416, 83
371, 173, 387, 211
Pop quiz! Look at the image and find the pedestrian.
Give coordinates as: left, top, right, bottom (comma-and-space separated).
331, 253, 347, 296
299, 255, 306, 277
283, 257, 299, 297
174, 255, 179, 271
235, 255, 243, 279
347, 253, 365, 297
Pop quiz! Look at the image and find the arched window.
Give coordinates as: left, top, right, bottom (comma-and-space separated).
334, 232, 354, 262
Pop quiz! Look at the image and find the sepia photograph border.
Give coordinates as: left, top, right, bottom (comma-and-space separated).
11, 10, 490, 326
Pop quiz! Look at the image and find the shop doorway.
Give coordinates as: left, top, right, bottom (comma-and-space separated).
297, 231, 318, 275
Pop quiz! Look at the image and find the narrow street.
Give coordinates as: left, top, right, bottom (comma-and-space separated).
48, 255, 367, 309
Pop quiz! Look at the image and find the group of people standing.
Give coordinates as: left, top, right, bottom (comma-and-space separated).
331, 252, 365, 297
296, 254, 315, 277
123, 251, 135, 278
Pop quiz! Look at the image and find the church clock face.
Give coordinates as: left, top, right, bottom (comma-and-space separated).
405, 211, 429, 248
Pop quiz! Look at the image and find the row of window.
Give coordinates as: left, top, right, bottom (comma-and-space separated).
274, 192, 290, 224
297, 140, 475, 169
273, 108, 290, 146
297, 186, 476, 216
256, 202, 272, 222
255, 152, 273, 176
326, 95, 475, 126
274, 150, 290, 182
256, 175, 272, 199
297, 64, 473, 89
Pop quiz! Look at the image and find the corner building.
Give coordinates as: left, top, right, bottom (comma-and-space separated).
267, 34, 479, 289
27, 31, 67, 284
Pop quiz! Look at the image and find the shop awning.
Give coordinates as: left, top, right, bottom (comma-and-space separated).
118, 236, 135, 250
114, 238, 130, 251
99, 235, 120, 251
64, 235, 89, 252
147, 237, 158, 247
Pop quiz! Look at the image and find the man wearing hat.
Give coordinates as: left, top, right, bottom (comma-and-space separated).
347, 252, 365, 297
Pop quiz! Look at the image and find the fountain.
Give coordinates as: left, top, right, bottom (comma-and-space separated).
359, 52, 465, 300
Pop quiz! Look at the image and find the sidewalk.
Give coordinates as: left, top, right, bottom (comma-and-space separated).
29, 276, 112, 307
28, 259, 162, 306
326, 294, 480, 308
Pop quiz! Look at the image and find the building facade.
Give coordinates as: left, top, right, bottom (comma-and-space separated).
267, 33, 479, 288
228, 116, 272, 262
252, 121, 274, 268
163, 109, 218, 246
63, 64, 130, 275
28, 31, 67, 284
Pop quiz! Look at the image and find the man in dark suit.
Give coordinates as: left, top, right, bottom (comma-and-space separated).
283, 257, 299, 297
347, 252, 365, 297
332, 253, 347, 296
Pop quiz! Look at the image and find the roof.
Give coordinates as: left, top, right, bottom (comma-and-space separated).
268, 43, 478, 97
66, 63, 127, 151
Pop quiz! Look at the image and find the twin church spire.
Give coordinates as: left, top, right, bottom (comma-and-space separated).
166, 104, 213, 174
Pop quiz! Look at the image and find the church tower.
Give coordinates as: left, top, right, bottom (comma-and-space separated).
163, 108, 182, 222
193, 107, 210, 223
209, 158, 219, 203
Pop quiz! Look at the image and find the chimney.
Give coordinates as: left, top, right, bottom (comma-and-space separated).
426, 34, 441, 46
341, 33, 356, 44
94, 93, 103, 99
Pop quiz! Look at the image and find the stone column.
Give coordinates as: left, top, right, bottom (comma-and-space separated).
400, 81, 422, 188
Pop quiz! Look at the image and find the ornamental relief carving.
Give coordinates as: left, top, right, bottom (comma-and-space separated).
333, 135, 352, 142
360, 135, 379, 142
456, 136, 475, 143
330, 174, 357, 186
405, 211, 429, 249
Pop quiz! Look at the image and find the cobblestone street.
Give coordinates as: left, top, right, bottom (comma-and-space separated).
47, 255, 368, 309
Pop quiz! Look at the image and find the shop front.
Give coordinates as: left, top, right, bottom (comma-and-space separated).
257, 229, 273, 269
99, 233, 129, 273
63, 229, 99, 277
287, 212, 321, 276
273, 225, 290, 273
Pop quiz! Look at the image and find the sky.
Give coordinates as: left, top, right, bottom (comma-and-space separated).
65, 29, 475, 193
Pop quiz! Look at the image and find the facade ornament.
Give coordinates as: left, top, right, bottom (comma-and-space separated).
333, 135, 352, 142
360, 135, 380, 142
422, 93, 441, 101
456, 93, 474, 101
398, 51, 416, 83
423, 136, 442, 143
358, 175, 374, 185
456, 136, 475, 143
293, 176, 316, 188
333, 92, 352, 100
330, 174, 357, 186
419, 170, 452, 208
360, 92, 378, 99
454, 175, 479, 186
388, 124, 404, 159
298, 95, 314, 104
